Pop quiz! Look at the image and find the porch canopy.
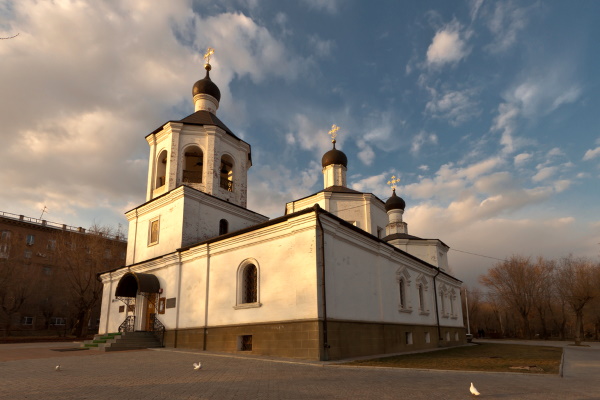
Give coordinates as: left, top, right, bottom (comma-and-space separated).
115, 272, 160, 297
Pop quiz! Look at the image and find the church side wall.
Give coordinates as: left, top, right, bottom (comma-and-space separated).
320, 216, 465, 358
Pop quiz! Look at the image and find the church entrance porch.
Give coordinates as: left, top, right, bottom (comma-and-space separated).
114, 272, 165, 346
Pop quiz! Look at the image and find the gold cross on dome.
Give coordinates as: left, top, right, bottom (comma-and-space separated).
328, 124, 340, 142
204, 47, 215, 65
387, 175, 401, 190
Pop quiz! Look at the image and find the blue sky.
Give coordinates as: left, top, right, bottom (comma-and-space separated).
1, 0, 599, 287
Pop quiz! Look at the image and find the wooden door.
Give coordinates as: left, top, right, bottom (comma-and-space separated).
144, 294, 157, 331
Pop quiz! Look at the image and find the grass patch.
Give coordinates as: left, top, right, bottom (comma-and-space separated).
346, 343, 562, 374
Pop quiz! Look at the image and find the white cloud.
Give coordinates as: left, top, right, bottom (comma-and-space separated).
356, 140, 375, 166
0, 0, 306, 227
514, 152, 531, 166
425, 87, 479, 126
411, 131, 438, 154
426, 22, 470, 66
547, 148, 564, 157
418, 165, 429, 171
308, 34, 334, 57
301, 0, 339, 14
484, 1, 529, 53
532, 166, 557, 183
583, 147, 600, 161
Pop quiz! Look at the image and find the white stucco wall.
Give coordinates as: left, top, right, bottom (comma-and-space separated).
320, 215, 463, 328
125, 186, 267, 265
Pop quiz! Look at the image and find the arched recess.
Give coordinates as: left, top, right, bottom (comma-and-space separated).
183, 145, 203, 184
235, 259, 261, 308
155, 150, 168, 189
416, 274, 430, 314
115, 272, 161, 332
219, 154, 234, 192
396, 266, 412, 312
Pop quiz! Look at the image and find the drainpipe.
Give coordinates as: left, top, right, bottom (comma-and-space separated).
314, 205, 329, 361
203, 243, 211, 351
433, 267, 442, 344
174, 252, 183, 348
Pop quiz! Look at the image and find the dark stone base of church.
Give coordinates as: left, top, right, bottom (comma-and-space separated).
162, 319, 466, 361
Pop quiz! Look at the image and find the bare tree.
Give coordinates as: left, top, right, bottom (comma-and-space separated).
532, 257, 556, 339
55, 224, 124, 337
479, 255, 541, 338
555, 256, 600, 345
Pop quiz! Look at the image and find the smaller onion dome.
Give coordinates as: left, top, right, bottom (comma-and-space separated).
192, 64, 221, 102
321, 141, 348, 168
385, 189, 406, 211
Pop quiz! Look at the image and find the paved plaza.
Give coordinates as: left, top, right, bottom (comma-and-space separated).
1, 340, 600, 399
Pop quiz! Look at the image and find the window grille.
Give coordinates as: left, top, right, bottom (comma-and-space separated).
240, 335, 252, 351
243, 264, 257, 303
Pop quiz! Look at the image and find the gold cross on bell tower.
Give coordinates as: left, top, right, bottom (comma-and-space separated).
204, 47, 215, 71
387, 175, 401, 191
328, 124, 340, 143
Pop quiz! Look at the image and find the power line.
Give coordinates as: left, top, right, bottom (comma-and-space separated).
450, 248, 507, 262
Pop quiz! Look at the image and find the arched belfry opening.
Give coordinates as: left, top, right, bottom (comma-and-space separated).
114, 272, 164, 338
219, 154, 234, 192
155, 150, 168, 189
183, 146, 203, 184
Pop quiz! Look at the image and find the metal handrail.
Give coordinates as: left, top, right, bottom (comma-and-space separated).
149, 314, 165, 347
118, 315, 135, 332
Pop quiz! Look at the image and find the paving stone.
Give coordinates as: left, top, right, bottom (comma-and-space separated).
0, 342, 599, 399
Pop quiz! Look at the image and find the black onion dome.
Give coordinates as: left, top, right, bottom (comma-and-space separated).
385, 189, 406, 211
192, 68, 221, 102
321, 142, 348, 168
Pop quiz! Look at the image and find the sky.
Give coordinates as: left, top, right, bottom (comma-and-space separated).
1, 0, 599, 288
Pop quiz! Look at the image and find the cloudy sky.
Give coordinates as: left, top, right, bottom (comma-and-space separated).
1, 0, 599, 287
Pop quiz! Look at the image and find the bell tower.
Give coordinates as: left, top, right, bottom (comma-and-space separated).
144, 48, 251, 207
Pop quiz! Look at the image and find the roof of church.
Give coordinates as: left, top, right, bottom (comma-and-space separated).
321, 143, 348, 168
192, 69, 221, 102
382, 232, 422, 241
146, 110, 243, 142
101, 204, 459, 283
286, 186, 385, 214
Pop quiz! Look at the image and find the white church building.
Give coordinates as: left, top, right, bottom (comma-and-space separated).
98, 57, 465, 361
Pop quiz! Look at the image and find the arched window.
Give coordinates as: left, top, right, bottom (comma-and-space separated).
399, 278, 406, 310
418, 284, 424, 312
235, 259, 261, 308
219, 154, 234, 192
219, 219, 228, 235
155, 150, 168, 189
242, 264, 257, 303
183, 146, 203, 184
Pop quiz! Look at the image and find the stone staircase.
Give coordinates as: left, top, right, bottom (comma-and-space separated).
81, 331, 162, 352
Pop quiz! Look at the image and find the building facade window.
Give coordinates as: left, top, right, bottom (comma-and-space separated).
26, 234, 35, 246
1, 230, 11, 241
418, 284, 424, 312
22, 316, 33, 325
399, 278, 406, 310
155, 150, 168, 189
148, 218, 160, 246
47, 239, 56, 251
183, 146, 204, 184
50, 317, 66, 325
24, 250, 32, 259
219, 154, 234, 192
219, 219, 228, 235
243, 264, 258, 303
235, 259, 261, 308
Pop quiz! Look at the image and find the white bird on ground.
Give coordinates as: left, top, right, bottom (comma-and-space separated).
193, 362, 202, 370
55, 365, 61, 371
470, 382, 480, 396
